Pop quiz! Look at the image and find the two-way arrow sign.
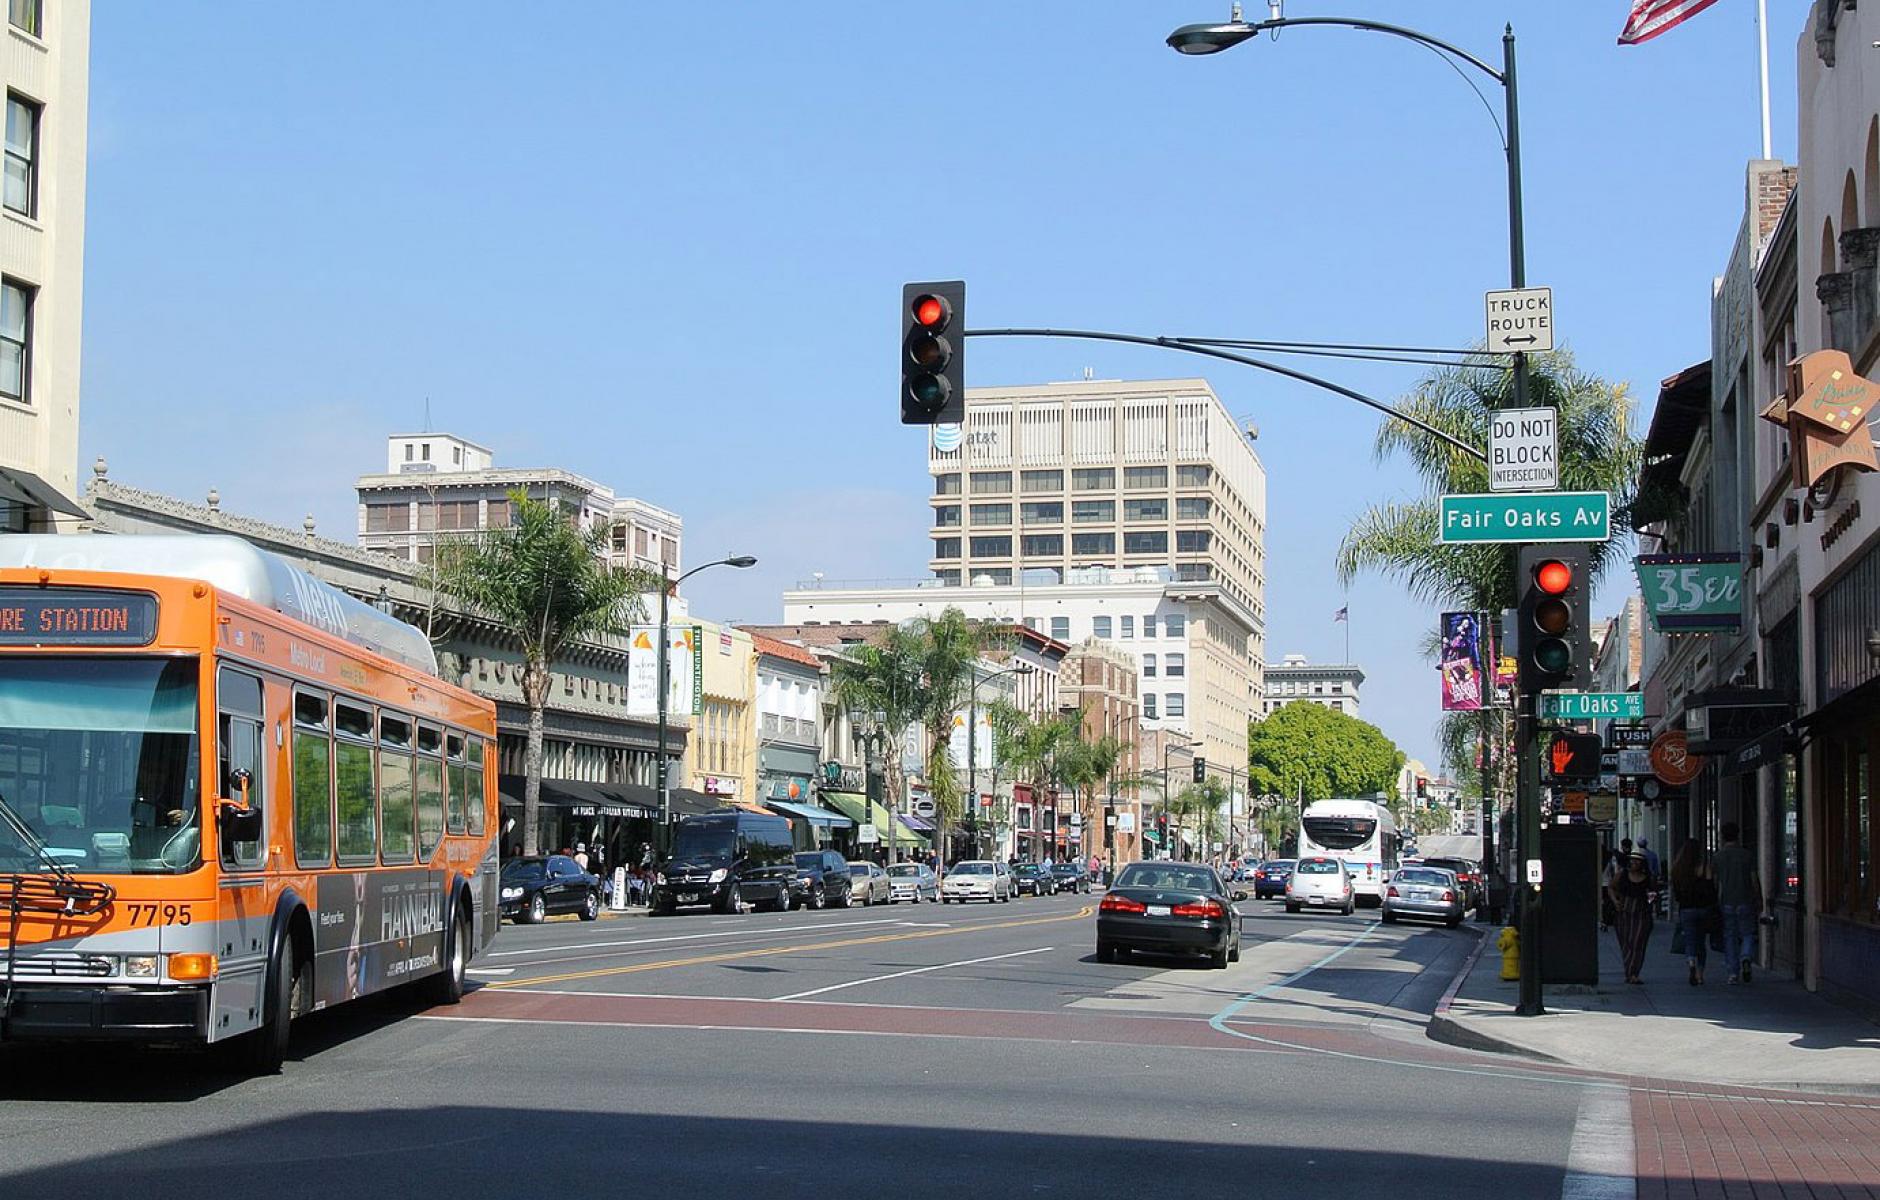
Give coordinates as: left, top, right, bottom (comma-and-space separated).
1485, 287, 1554, 354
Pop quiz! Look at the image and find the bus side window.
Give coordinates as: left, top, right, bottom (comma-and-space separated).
416, 724, 444, 857
333, 702, 376, 865
465, 738, 486, 838
217, 666, 266, 869
292, 691, 332, 868
379, 714, 415, 865
445, 732, 467, 836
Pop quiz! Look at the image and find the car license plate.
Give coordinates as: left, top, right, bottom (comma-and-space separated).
1411, 889, 1431, 900
1146, 905, 1171, 917
1309, 896, 1326, 905
679, 892, 698, 903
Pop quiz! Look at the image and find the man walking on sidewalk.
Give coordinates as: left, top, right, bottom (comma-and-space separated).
1714, 822, 1761, 984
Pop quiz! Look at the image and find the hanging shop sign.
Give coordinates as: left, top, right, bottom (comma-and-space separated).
1634, 552, 1743, 633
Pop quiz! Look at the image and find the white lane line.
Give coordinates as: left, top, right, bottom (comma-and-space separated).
465, 967, 516, 977
1561, 1086, 1635, 1200
486, 918, 904, 957
771, 947, 1055, 1002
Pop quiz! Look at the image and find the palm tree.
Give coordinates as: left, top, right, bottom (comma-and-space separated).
829, 623, 925, 851
430, 489, 660, 856
1335, 350, 1643, 787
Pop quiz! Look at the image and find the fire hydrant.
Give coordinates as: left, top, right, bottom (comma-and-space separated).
1496, 924, 1520, 980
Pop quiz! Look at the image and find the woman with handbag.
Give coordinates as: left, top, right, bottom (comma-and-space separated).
1608, 853, 1655, 985
1669, 841, 1719, 986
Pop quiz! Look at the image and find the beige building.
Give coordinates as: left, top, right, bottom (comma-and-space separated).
1058, 639, 1143, 865
684, 618, 757, 806
0, 0, 87, 530
356, 433, 682, 577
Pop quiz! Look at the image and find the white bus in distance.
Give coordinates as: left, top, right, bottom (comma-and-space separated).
1297, 799, 1401, 906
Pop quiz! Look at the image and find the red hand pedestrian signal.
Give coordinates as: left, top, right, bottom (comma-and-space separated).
1551, 738, 1574, 776
1545, 732, 1602, 781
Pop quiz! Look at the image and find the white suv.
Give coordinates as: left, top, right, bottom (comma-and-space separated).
941, 860, 1011, 904
1285, 856, 1355, 915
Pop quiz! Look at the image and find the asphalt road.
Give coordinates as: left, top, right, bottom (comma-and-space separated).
0, 889, 1607, 1199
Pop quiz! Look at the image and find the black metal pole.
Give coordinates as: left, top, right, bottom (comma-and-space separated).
655, 569, 671, 858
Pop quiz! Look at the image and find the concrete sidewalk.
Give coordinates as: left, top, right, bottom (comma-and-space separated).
1429, 918, 1880, 1094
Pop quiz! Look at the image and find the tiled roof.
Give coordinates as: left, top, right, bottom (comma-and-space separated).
743, 630, 823, 669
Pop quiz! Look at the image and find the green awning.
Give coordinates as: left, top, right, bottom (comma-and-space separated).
822, 791, 921, 847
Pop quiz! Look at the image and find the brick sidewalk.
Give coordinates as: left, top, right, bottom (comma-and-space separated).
1634, 1085, 1880, 1198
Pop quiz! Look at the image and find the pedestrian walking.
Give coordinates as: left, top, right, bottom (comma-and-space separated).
1713, 821, 1762, 984
1669, 841, 1718, 986
1607, 853, 1654, 985
573, 843, 590, 871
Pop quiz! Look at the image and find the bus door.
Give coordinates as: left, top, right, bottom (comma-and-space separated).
211, 666, 272, 1040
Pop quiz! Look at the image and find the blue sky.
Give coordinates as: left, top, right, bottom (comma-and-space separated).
79, 1, 1806, 774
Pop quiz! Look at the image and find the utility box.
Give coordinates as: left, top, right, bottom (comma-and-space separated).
1540, 822, 1599, 985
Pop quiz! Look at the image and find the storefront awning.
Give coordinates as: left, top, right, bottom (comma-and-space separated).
767, 800, 854, 829
0, 466, 87, 519
497, 776, 657, 820
900, 813, 935, 832
822, 791, 921, 846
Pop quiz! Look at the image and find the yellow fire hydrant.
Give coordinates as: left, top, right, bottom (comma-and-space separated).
1496, 925, 1520, 980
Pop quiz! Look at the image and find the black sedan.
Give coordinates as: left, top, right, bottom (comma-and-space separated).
1012, 863, 1057, 896
1252, 859, 1295, 899
1050, 863, 1091, 894
1096, 860, 1244, 969
501, 854, 602, 924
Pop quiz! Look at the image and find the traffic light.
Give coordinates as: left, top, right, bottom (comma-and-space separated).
1517, 543, 1591, 697
1192, 757, 1207, 784
901, 281, 965, 425
1155, 812, 1169, 845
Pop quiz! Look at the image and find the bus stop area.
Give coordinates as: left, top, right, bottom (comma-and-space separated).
1429, 921, 1880, 1095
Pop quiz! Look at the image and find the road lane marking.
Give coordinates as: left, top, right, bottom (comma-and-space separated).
489, 906, 1095, 989
1561, 1086, 1634, 1200
772, 947, 1055, 1001
465, 968, 515, 977
486, 918, 905, 957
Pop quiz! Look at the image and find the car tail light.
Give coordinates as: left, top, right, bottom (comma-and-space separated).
1171, 900, 1226, 919
1386, 886, 1400, 898
1441, 890, 1456, 903
1100, 894, 1147, 914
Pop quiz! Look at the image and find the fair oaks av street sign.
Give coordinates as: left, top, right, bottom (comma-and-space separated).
1439, 491, 1611, 544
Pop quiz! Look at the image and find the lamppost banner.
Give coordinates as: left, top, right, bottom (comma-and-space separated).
1439, 611, 1488, 712
626, 625, 702, 716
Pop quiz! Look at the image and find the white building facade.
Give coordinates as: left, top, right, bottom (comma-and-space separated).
1261, 653, 1365, 719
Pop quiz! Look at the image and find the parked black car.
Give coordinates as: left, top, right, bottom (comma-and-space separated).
1252, 859, 1295, 900
501, 854, 602, 924
789, 849, 855, 910
1050, 863, 1091, 894
1096, 860, 1245, 969
652, 812, 797, 914
1013, 863, 1057, 896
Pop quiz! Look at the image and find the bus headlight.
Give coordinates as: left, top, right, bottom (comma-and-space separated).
123, 955, 160, 978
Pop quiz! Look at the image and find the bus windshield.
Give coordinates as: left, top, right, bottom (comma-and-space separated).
0, 656, 202, 875
1302, 816, 1376, 850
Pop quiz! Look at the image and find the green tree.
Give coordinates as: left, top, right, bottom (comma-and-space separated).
1247, 703, 1406, 813
431, 490, 659, 856
828, 623, 926, 850
1333, 350, 1642, 789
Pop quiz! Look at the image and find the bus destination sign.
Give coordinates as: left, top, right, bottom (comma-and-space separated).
0, 587, 158, 646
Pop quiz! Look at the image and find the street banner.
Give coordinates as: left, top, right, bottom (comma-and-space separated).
947, 710, 994, 770
626, 625, 702, 717
1439, 611, 1489, 712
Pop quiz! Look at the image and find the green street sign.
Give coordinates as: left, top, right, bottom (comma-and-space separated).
1439, 490, 1611, 544
1539, 692, 1644, 720
1634, 553, 1742, 633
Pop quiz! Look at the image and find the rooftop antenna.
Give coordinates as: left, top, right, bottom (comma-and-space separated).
423, 397, 432, 432
1083, 366, 1094, 381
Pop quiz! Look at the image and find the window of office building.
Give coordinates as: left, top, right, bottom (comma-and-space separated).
1143, 615, 1157, 637
1021, 501, 1062, 524
1123, 466, 1167, 489
1165, 653, 1185, 678
1071, 533, 1114, 557
934, 504, 961, 527
969, 471, 1012, 495
1072, 500, 1114, 524
487, 498, 510, 528
1124, 498, 1167, 522
1120, 616, 1134, 639
1176, 530, 1212, 553
935, 473, 961, 496
1165, 692, 1185, 718
1175, 563, 1213, 581
934, 569, 961, 586
364, 502, 412, 533
1072, 467, 1114, 491
1164, 614, 1185, 637
1021, 534, 1062, 557
1176, 464, 1211, 487
0, 278, 29, 403
1021, 469, 1063, 493
1142, 654, 1157, 678
969, 536, 1011, 558
933, 537, 960, 559
1176, 497, 1211, 520
1092, 615, 1112, 639
970, 503, 1011, 526
1050, 616, 1069, 641
4, 93, 36, 218
976, 567, 1013, 585
1143, 694, 1157, 719
1123, 531, 1167, 555
8, 1, 40, 36
434, 499, 481, 531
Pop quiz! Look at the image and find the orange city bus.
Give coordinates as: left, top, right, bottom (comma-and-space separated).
0, 535, 500, 1071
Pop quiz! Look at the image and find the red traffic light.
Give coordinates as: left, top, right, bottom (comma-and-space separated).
1534, 559, 1572, 595
912, 294, 950, 329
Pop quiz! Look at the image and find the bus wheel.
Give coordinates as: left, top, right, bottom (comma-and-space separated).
425, 908, 468, 1006
241, 943, 304, 1075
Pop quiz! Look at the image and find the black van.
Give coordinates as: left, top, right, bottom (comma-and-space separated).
652, 811, 797, 914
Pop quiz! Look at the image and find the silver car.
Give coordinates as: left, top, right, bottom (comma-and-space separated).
886, 862, 939, 903
941, 860, 1011, 904
1285, 856, 1355, 915
1382, 866, 1466, 927
848, 861, 893, 906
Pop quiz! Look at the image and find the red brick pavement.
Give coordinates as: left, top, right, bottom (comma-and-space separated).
1634, 1085, 1880, 1199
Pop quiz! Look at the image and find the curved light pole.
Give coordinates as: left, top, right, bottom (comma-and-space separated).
1169, 9, 1544, 1018
655, 555, 756, 854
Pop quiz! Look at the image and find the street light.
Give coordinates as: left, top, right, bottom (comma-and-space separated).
655, 554, 756, 854
845, 703, 892, 864
1167, 4, 1543, 1020
964, 661, 1033, 863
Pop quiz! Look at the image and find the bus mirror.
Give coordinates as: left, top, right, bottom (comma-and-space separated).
225, 769, 253, 811
219, 802, 262, 845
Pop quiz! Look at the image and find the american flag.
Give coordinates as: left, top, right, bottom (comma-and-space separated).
1333, 606, 1348, 623
1618, 0, 1722, 45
